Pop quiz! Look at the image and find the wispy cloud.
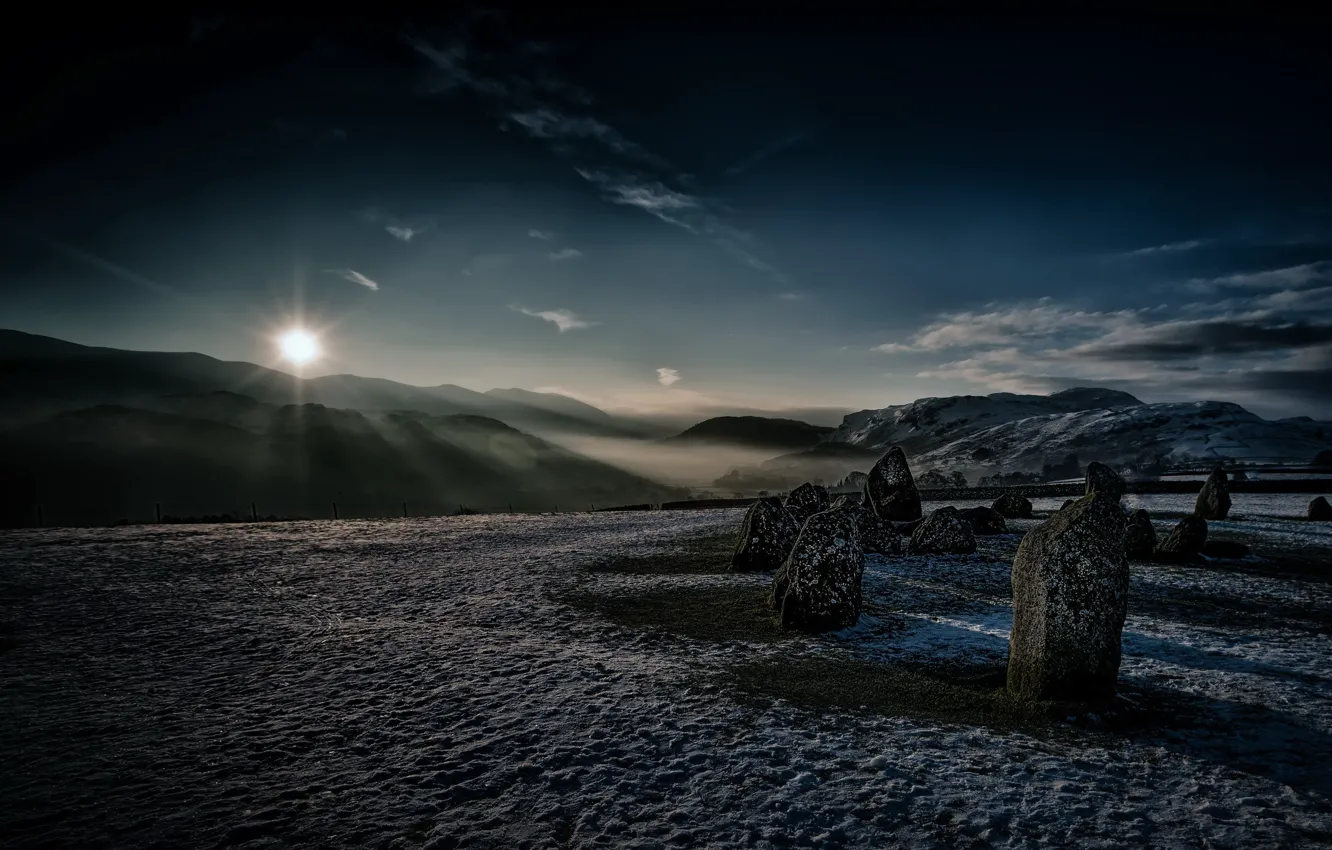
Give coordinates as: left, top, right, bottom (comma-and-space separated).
361, 207, 430, 243
1188, 260, 1332, 292
548, 248, 583, 261
528, 229, 554, 240
724, 131, 810, 177
512, 305, 596, 332
1127, 238, 1209, 256
408, 24, 790, 286
329, 268, 380, 291
776, 292, 803, 301
657, 367, 681, 387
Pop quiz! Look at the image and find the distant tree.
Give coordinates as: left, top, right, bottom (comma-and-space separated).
948, 470, 968, 488
917, 469, 950, 488
1040, 453, 1081, 482
758, 490, 770, 498
971, 447, 993, 462
1315, 449, 1332, 468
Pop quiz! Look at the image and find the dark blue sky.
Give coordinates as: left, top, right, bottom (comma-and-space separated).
2, 11, 1330, 417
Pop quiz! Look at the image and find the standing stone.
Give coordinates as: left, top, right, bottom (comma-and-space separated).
1309, 496, 1332, 520
830, 498, 903, 555
731, 498, 800, 572
992, 493, 1033, 519
784, 482, 831, 525
1008, 493, 1129, 702
863, 446, 922, 522
1085, 462, 1125, 502
959, 506, 1008, 535
769, 509, 864, 631
1194, 467, 1232, 520
1123, 509, 1157, 560
908, 506, 977, 555
1157, 516, 1208, 562
1060, 499, 1076, 511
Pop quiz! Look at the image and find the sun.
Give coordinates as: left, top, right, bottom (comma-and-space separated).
278, 328, 320, 366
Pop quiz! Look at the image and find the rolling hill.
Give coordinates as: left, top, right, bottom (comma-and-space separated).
0, 329, 636, 437
665, 416, 834, 451
0, 397, 681, 527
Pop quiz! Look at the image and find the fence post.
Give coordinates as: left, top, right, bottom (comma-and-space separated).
156, 502, 161, 523
508, 502, 512, 513
402, 501, 407, 518
332, 502, 339, 520
554, 503, 559, 513
251, 502, 258, 521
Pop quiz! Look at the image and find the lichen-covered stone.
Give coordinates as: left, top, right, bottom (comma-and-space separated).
1008, 493, 1129, 702
1085, 462, 1125, 502
830, 498, 903, 555
769, 509, 864, 631
908, 506, 977, 555
1123, 509, 1157, 560
863, 446, 922, 522
959, 506, 1008, 535
1308, 496, 1332, 521
896, 517, 924, 536
1201, 540, 1250, 560
1194, 467, 1232, 520
731, 498, 800, 572
785, 482, 831, 524
992, 493, 1033, 519
1157, 516, 1208, 562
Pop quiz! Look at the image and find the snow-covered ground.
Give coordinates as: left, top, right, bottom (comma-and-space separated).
2, 510, 1331, 848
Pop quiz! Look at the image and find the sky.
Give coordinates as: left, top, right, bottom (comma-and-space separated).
2, 12, 1330, 418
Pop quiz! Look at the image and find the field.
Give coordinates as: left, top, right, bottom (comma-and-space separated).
2, 494, 1331, 848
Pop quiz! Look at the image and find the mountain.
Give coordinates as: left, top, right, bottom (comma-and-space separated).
829, 387, 1145, 454
665, 416, 834, 451
0, 329, 635, 437
908, 400, 1332, 473
0, 397, 681, 527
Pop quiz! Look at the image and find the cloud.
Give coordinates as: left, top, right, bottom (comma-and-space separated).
1068, 318, 1332, 361
329, 268, 380, 291
548, 248, 583, 261
1188, 260, 1332, 292
724, 131, 810, 177
528, 229, 554, 240
361, 207, 430, 243
512, 305, 596, 332
874, 299, 1143, 353
1127, 238, 1209, 256
657, 367, 681, 387
408, 24, 790, 286
505, 108, 666, 167
776, 292, 803, 301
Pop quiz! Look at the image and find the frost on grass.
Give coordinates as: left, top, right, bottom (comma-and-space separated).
2, 506, 1332, 849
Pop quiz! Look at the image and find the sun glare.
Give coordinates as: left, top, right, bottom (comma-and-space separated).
278, 328, 320, 366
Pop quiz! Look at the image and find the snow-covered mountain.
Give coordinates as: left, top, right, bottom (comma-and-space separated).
830, 389, 1332, 472
829, 388, 1144, 454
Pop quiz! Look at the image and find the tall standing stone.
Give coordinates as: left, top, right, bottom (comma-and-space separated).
769, 509, 864, 631
1008, 493, 1129, 702
863, 446, 922, 522
785, 482, 831, 525
731, 498, 800, 572
1085, 462, 1125, 502
1194, 467, 1232, 520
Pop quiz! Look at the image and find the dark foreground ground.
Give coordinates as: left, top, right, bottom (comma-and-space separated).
2, 501, 1331, 848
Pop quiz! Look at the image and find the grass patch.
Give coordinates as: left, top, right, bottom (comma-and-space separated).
562, 583, 789, 643
584, 531, 738, 576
